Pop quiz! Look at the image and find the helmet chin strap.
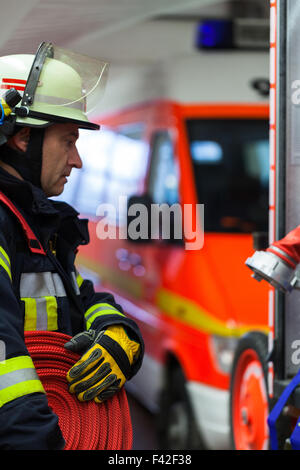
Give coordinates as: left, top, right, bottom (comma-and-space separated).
0, 127, 45, 189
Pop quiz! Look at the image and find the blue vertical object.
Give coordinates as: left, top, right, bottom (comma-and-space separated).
195, 20, 234, 49
0, 101, 4, 126
290, 417, 300, 450
268, 369, 300, 450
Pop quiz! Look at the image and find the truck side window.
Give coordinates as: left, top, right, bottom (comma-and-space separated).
146, 131, 183, 245
186, 119, 269, 233
53, 128, 114, 214
59, 125, 148, 224
148, 131, 179, 206
104, 126, 148, 225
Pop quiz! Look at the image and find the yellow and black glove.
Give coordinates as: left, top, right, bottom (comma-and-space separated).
64, 325, 140, 403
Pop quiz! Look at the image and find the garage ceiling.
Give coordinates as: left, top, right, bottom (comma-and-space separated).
0, 0, 269, 112
0, 0, 269, 63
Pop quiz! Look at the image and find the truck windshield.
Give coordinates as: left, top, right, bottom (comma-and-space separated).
186, 118, 269, 233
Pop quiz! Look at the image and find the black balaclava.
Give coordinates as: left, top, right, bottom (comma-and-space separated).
0, 126, 45, 188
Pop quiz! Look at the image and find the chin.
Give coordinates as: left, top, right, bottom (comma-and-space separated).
46, 186, 64, 198
55, 187, 64, 197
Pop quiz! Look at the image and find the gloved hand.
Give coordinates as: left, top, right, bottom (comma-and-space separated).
64, 325, 140, 403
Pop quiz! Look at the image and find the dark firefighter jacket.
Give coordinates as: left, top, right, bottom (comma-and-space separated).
0, 166, 144, 450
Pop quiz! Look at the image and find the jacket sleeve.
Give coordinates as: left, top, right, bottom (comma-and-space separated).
75, 268, 144, 377
60, 211, 144, 375
0, 221, 65, 450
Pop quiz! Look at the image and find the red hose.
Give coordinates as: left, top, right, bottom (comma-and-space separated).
24, 330, 133, 450
267, 225, 300, 268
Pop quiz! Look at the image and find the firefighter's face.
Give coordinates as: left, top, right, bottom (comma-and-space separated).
41, 123, 82, 197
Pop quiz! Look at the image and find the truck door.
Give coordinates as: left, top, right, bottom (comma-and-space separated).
126, 128, 183, 310
143, 129, 183, 303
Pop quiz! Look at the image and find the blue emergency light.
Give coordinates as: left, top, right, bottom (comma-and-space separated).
195, 20, 234, 49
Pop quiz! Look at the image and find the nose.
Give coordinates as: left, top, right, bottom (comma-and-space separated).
69, 146, 82, 169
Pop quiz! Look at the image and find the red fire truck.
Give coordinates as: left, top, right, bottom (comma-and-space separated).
57, 45, 270, 449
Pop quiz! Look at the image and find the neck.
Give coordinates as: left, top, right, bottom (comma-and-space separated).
0, 160, 23, 180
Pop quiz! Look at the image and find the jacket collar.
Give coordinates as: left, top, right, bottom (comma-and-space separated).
0, 166, 78, 218
0, 166, 57, 214
0, 166, 81, 246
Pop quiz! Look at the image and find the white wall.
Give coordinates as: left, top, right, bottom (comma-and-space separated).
96, 20, 269, 115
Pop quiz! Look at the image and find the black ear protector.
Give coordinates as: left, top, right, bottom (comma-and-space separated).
0, 88, 22, 145
0, 88, 22, 120
0, 88, 46, 188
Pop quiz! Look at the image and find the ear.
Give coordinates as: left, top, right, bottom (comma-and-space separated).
8, 127, 30, 152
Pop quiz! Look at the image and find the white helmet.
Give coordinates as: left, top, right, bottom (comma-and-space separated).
0, 42, 109, 132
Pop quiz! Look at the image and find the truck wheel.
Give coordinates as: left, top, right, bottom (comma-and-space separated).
157, 365, 205, 450
230, 332, 269, 450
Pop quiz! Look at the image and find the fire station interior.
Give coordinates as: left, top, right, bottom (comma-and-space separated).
2, 0, 300, 453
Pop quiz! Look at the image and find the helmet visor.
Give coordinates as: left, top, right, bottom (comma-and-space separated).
22, 42, 109, 123
46, 44, 109, 116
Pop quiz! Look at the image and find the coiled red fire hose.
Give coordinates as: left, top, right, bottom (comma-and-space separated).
24, 330, 133, 450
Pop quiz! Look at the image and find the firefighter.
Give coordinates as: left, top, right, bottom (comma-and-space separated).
0, 42, 144, 450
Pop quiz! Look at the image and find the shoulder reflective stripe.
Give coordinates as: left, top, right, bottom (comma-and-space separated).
0, 356, 45, 407
77, 274, 84, 288
85, 303, 125, 330
20, 272, 66, 298
0, 246, 11, 281
71, 271, 80, 295
22, 296, 58, 331
75, 269, 84, 289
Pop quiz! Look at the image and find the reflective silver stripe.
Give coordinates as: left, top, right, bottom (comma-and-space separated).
35, 297, 48, 330
0, 356, 45, 406
20, 272, 66, 298
0, 368, 39, 391
71, 271, 80, 295
34, 93, 84, 110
